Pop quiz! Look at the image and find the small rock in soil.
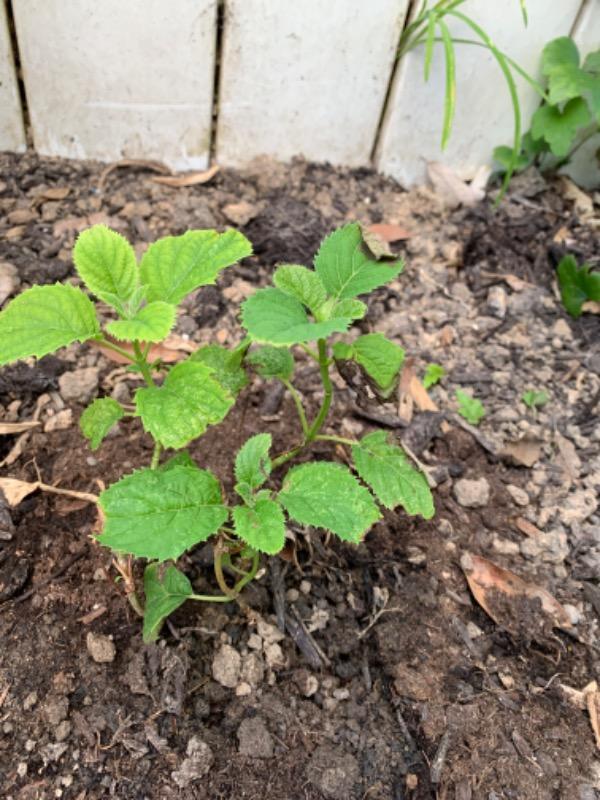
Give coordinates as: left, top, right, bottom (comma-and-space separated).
222, 200, 260, 226
42, 695, 68, 726
59, 367, 99, 404
506, 484, 529, 507
0, 557, 29, 601
86, 631, 116, 663
171, 736, 214, 788
44, 408, 73, 432
212, 643, 241, 688
308, 744, 360, 799
0, 261, 20, 305
453, 477, 490, 508
486, 285, 507, 319
237, 716, 274, 758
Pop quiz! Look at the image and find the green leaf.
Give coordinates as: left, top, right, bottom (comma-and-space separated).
542, 36, 580, 75
351, 431, 434, 519
522, 389, 549, 410
190, 344, 248, 395
332, 298, 367, 320
235, 433, 272, 502
73, 225, 137, 305
492, 144, 534, 174
351, 334, 405, 395
314, 223, 404, 300
136, 360, 234, 449
80, 397, 124, 450
332, 341, 353, 360
233, 499, 285, 555
531, 98, 591, 157
456, 389, 486, 425
557, 255, 600, 317
273, 264, 327, 313
278, 462, 380, 544
0, 284, 100, 366
246, 345, 294, 380
139, 229, 252, 305
105, 301, 176, 343
241, 287, 351, 345
143, 564, 194, 643
437, 17, 456, 150
98, 465, 228, 561
584, 50, 600, 76
159, 451, 197, 471
423, 363, 445, 389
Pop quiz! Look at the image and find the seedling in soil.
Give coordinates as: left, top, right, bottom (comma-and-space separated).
455, 389, 485, 426
423, 362, 445, 389
522, 389, 549, 411
556, 254, 600, 318
0, 222, 434, 641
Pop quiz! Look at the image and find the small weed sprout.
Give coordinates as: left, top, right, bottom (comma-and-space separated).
455, 389, 486, 426
522, 389, 549, 412
0, 223, 434, 641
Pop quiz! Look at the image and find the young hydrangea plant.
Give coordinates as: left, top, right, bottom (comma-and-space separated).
0, 222, 434, 642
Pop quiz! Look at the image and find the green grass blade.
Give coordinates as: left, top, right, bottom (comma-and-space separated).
424, 12, 437, 80
437, 18, 456, 150
448, 10, 521, 202
519, 0, 528, 26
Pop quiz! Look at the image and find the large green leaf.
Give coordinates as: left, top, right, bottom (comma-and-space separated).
351, 431, 434, 518
531, 98, 591, 157
542, 37, 580, 76
350, 333, 405, 396
80, 397, 124, 450
189, 344, 248, 395
136, 361, 234, 449
98, 465, 228, 560
245, 345, 294, 380
139, 229, 252, 305
143, 563, 194, 643
557, 255, 600, 318
106, 301, 176, 342
73, 225, 137, 304
241, 287, 351, 345
235, 433, 272, 502
314, 223, 404, 300
278, 462, 380, 543
0, 284, 100, 366
273, 264, 327, 313
233, 499, 285, 555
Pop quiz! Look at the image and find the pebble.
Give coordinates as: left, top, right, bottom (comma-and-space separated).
299, 580, 312, 595
212, 644, 241, 688
59, 367, 99, 404
486, 285, 507, 319
240, 652, 265, 688
520, 530, 569, 564
17, 762, 27, 778
492, 537, 520, 556
237, 716, 274, 758
264, 642, 285, 669
563, 603, 582, 626
86, 631, 116, 663
506, 484, 529, 507
43, 696, 68, 726
23, 691, 38, 711
171, 737, 214, 788
453, 477, 490, 508
222, 200, 259, 226
44, 408, 73, 433
309, 744, 360, 799
54, 720, 72, 742
0, 261, 20, 305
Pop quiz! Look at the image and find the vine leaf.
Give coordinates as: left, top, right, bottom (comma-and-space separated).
334, 333, 404, 398
73, 225, 138, 305
80, 397, 124, 450
98, 465, 228, 561
278, 461, 380, 543
143, 564, 194, 643
273, 264, 327, 313
190, 344, 248, 395
234, 433, 272, 502
106, 301, 176, 342
0, 284, 100, 366
351, 431, 434, 518
245, 345, 294, 380
136, 360, 234, 449
233, 499, 286, 555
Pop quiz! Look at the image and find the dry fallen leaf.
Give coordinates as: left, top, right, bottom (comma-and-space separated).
554, 431, 581, 486
559, 681, 600, 751
582, 300, 600, 315
460, 552, 572, 637
366, 223, 412, 243
427, 162, 489, 209
501, 435, 542, 468
480, 270, 532, 292
514, 517, 543, 538
0, 394, 51, 467
152, 164, 220, 188
0, 421, 40, 435
32, 186, 70, 206
0, 477, 39, 506
99, 158, 170, 190
559, 176, 594, 218
94, 334, 197, 365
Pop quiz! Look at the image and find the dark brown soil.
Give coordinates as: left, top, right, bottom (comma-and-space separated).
0, 152, 599, 800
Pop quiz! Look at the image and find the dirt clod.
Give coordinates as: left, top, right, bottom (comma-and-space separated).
86, 631, 116, 663
212, 643, 242, 688
453, 476, 491, 507
237, 716, 274, 759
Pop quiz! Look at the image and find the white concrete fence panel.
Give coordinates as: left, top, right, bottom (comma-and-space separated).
0, 0, 597, 186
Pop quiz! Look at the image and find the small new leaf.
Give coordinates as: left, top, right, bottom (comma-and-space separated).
80, 397, 124, 450
351, 334, 405, 395
136, 361, 234, 449
351, 431, 434, 518
99, 465, 228, 561
190, 344, 248, 395
456, 389, 486, 425
246, 345, 294, 380
557, 255, 600, 318
314, 223, 404, 300
241, 287, 351, 345
273, 264, 327, 313
522, 389, 549, 410
143, 564, 194, 643
139, 229, 252, 305
0, 284, 100, 366
278, 462, 380, 543
423, 363, 445, 389
233, 499, 285, 555
235, 433, 272, 501
73, 225, 137, 305
531, 98, 591, 157
106, 301, 176, 342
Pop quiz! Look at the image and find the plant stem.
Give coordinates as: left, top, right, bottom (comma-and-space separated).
305, 339, 333, 442
189, 592, 234, 603
133, 340, 155, 388
314, 434, 357, 447
97, 337, 137, 363
283, 379, 309, 436
150, 442, 162, 470
213, 537, 260, 598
